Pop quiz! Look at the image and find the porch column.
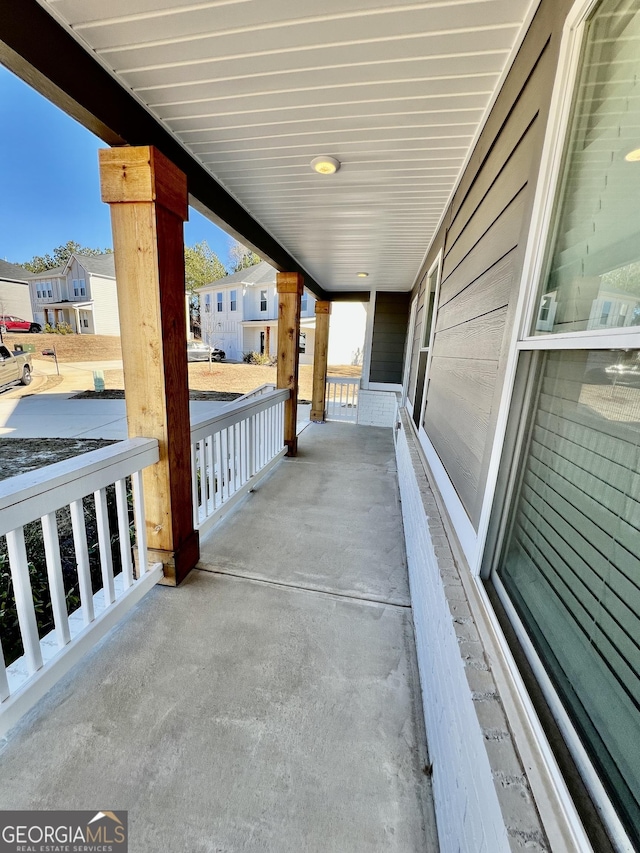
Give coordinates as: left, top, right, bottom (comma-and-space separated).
310, 301, 331, 423
99, 145, 199, 586
265, 325, 271, 358
276, 272, 303, 456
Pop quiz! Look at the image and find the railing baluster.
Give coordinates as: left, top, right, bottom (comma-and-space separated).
197, 440, 205, 512
206, 436, 215, 514
190, 441, 199, 527
0, 640, 9, 702
70, 498, 94, 625
41, 512, 71, 647
215, 431, 223, 507
221, 428, 229, 500
229, 424, 237, 495
6, 528, 43, 675
132, 469, 148, 576
115, 478, 134, 590
248, 415, 256, 477
94, 489, 115, 607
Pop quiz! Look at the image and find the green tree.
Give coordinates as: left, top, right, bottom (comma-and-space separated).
20, 240, 112, 273
229, 239, 260, 272
184, 240, 227, 294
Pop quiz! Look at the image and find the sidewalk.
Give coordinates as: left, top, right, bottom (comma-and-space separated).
0, 360, 310, 438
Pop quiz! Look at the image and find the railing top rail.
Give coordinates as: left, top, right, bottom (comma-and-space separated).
190, 387, 290, 443
235, 383, 276, 401
0, 437, 159, 537
326, 376, 361, 384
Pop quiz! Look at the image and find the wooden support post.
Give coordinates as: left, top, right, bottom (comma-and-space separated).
265, 325, 271, 358
99, 145, 199, 585
310, 301, 331, 423
276, 272, 303, 456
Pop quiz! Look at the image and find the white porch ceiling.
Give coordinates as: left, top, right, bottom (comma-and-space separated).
41, 0, 535, 293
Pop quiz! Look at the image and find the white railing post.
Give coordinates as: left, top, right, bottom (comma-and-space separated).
115, 478, 134, 590
94, 488, 115, 608
70, 498, 94, 625
6, 528, 43, 675
131, 468, 149, 576
41, 512, 71, 648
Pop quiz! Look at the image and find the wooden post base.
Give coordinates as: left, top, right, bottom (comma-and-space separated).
310, 409, 326, 422
143, 529, 201, 587
284, 437, 299, 456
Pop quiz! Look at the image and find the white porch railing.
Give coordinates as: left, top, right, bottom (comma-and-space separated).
326, 377, 359, 422
0, 438, 163, 738
235, 382, 276, 401
190, 388, 289, 535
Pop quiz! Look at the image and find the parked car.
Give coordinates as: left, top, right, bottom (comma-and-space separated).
187, 340, 225, 362
0, 315, 42, 333
0, 345, 33, 389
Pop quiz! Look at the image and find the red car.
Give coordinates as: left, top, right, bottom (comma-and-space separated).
0, 315, 42, 333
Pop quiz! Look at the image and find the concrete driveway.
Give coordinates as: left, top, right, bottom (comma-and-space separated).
0, 360, 310, 439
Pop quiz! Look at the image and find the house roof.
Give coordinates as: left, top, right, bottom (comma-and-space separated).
25, 265, 68, 279
0, 259, 30, 283
69, 253, 116, 279
199, 261, 277, 291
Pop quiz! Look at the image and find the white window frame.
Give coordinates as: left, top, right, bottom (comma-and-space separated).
259, 290, 268, 312
216, 292, 223, 312
415, 251, 443, 430
472, 1, 640, 848
230, 290, 237, 312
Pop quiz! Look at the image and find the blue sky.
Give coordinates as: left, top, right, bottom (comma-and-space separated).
0, 65, 234, 267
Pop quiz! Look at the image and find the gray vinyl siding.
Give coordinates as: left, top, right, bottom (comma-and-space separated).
0, 281, 32, 321
369, 291, 411, 384
417, 0, 574, 528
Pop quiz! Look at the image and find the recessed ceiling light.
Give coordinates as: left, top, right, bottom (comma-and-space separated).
625, 147, 640, 162
357, 272, 369, 278
311, 155, 341, 175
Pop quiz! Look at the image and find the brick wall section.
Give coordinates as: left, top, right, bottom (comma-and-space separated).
395, 412, 550, 853
356, 389, 398, 427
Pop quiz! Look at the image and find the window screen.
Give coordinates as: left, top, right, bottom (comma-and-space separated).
497, 349, 640, 843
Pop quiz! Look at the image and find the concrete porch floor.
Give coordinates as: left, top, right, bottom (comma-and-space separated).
0, 423, 439, 853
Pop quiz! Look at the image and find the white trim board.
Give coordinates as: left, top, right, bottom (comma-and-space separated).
415, 424, 477, 567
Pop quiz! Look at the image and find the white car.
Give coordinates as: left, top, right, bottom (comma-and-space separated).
186, 340, 225, 362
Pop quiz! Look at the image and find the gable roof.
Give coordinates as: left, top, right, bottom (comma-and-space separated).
198, 261, 276, 291
25, 265, 68, 279
70, 253, 116, 278
0, 259, 30, 283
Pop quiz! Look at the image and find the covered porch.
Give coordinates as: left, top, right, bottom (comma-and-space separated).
0, 422, 438, 853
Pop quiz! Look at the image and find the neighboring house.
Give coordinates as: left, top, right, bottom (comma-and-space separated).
0, 259, 33, 322
196, 261, 316, 363
27, 253, 120, 335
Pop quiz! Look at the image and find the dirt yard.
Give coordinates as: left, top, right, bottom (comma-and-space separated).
3, 332, 122, 362
2, 331, 361, 400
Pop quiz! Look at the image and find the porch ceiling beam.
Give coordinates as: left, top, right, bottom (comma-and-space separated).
0, 0, 329, 301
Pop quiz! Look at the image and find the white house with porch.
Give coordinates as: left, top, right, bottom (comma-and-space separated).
27, 253, 119, 335
196, 261, 316, 362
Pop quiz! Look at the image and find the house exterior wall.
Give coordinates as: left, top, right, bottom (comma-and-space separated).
0, 281, 33, 321
369, 292, 410, 384
89, 275, 119, 335
197, 274, 316, 361
29, 275, 67, 326
413, 0, 574, 531
379, 0, 609, 850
